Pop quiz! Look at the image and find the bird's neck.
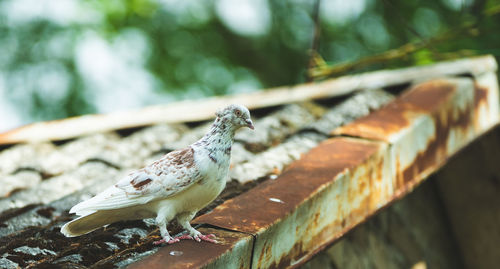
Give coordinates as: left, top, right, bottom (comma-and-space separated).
196, 117, 236, 150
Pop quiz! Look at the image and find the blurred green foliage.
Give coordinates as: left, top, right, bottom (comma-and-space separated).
0, 0, 498, 130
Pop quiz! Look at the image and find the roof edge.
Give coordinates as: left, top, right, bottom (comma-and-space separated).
0, 55, 496, 144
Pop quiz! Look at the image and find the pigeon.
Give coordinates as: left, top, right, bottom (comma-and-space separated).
61, 104, 254, 244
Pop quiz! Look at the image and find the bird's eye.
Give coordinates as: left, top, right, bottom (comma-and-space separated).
235, 109, 241, 116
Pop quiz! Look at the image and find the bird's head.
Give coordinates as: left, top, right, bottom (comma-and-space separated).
216, 104, 254, 130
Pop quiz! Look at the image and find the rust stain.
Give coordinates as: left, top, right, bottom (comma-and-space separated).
267, 202, 370, 269
399, 81, 455, 111
397, 83, 490, 188
127, 228, 251, 269
334, 78, 480, 191
255, 144, 386, 268
397, 86, 476, 188
368, 156, 385, 208
333, 80, 457, 141
474, 85, 488, 110
332, 104, 412, 141
194, 138, 382, 234
394, 155, 408, 196
312, 212, 320, 228
268, 149, 395, 269
268, 241, 306, 269
473, 84, 490, 131
258, 242, 273, 268
346, 151, 383, 225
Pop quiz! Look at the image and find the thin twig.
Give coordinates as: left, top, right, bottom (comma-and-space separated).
308, 22, 478, 79
484, 4, 500, 16
306, 0, 322, 82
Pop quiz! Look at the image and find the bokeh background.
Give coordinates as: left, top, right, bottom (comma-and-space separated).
0, 0, 499, 132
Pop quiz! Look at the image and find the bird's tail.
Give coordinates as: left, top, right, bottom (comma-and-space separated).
61, 210, 123, 237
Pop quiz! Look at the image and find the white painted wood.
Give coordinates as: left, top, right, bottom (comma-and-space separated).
0, 56, 496, 144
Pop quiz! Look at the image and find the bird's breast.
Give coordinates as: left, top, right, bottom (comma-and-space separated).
168, 173, 226, 214
194, 148, 230, 180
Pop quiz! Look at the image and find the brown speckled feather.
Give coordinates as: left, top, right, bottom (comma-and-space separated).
70, 146, 203, 213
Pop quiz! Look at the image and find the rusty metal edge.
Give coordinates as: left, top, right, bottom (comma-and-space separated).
0, 55, 496, 144
284, 121, 494, 268
285, 122, 500, 268
332, 74, 500, 193
192, 138, 386, 235
284, 77, 500, 267
252, 138, 392, 269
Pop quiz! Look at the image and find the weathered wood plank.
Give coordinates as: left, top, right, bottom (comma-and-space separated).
0, 56, 495, 144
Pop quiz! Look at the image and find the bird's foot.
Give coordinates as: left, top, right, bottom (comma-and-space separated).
153, 236, 180, 245
174, 233, 217, 243
194, 233, 217, 243
174, 234, 194, 240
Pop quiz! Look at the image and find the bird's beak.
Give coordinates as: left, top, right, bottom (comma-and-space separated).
246, 119, 254, 130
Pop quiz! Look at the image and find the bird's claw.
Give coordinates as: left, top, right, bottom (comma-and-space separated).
155, 233, 217, 245
175, 234, 194, 240
194, 233, 217, 243
172, 233, 217, 243
153, 237, 180, 245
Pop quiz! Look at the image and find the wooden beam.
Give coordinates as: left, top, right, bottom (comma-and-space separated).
0, 56, 496, 144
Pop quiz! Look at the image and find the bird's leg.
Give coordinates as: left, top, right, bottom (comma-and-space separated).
153, 211, 178, 245
175, 212, 217, 243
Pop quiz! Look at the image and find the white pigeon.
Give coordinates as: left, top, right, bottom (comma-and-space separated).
61, 104, 254, 244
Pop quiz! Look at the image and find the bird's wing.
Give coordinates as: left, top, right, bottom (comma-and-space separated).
70, 147, 203, 215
